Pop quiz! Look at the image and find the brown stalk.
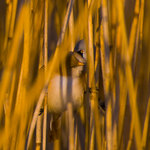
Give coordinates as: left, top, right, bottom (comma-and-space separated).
100, 21, 107, 150
118, 69, 127, 149
36, 115, 42, 150
139, 0, 145, 50
15, 4, 32, 149
101, 0, 112, 149
141, 98, 150, 149
109, 2, 118, 149
69, 2, 74, 50
4, 0, 12, 51
87, 0, 97, 149
116, 0, 128, 59
3, 69, 17, 149
125, 1, 142, 149
133, 0, 145, 70
67, 103, 74, 150
9, 0, 18, 38
126, 119, 134, 150
94, 1, 105, 150
35, 15, 44, 150
68, 1, 75, 149
74, 124, 77, 150
42, 0, 48, 149
125, 65, 141, 150
53, 140, 60, 150
128, 0, 140, 61
27, 87, 47, 150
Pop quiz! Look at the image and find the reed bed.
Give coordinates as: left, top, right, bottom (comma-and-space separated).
0, 0, 149, 150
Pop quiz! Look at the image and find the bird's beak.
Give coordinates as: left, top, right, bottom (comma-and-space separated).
77, 61, 85, 66
73, 52, 86, 64
67, 51, 86, 68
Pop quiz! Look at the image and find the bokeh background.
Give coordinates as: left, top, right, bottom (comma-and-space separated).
0, 0, 150, 150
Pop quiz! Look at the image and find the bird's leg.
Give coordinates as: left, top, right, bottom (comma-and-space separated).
49, 114, 61, 142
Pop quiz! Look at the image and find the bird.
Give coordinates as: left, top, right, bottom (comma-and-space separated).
47, 40, 87, 140
39, 40, 105, 141
47, 40, 86, 113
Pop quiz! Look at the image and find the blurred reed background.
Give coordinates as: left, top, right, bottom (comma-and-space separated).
0, 0, 150, 150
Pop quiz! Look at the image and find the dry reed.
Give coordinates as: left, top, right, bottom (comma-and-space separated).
0, 0, 149, 150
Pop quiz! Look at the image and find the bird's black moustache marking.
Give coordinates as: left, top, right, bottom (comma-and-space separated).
66, 51, 86, 69
77, 50, 83, 57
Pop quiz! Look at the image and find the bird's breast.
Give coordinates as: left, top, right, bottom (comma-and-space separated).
48, 75, 84, 113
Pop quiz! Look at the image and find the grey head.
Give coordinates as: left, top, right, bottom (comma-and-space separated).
74, 40, 87, 60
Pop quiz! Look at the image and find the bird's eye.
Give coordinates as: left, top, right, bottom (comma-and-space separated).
77, 50, 83, 57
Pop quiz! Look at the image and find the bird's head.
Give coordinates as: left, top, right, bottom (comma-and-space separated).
66, 40, 87, 77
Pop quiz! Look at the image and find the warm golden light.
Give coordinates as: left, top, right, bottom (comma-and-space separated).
0, 0, 149, 150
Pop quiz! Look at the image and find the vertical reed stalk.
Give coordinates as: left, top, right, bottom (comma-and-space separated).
4, 0, 12, 50
142, 98, 150, 149
128, 0, 139, 61
118, 69, 127, 149
69, 3, 74, 50
36, 115, 42, 150
139, 0, 144, 50
100, 19, 107, 150
67, 103, 74, 150
94, 2, 105, 150
89, 124, 94, 150
68, 1, 75, 149
43, 0, 48, 149
125, 65, 141, 150
74, 124, 78, 150
126, 120, 134, 150
109, 1, 118, 150
87, 0, 96, 150
9, 0, 18, 38
16, 4, 31, 149
3, 69, 16, 150
27, 88, 46, 150
54, 140, 60, 150
101, 0, 112, 149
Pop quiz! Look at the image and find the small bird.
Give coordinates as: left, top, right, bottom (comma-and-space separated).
47, 40, 87, 140
48, 40, 86, 113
